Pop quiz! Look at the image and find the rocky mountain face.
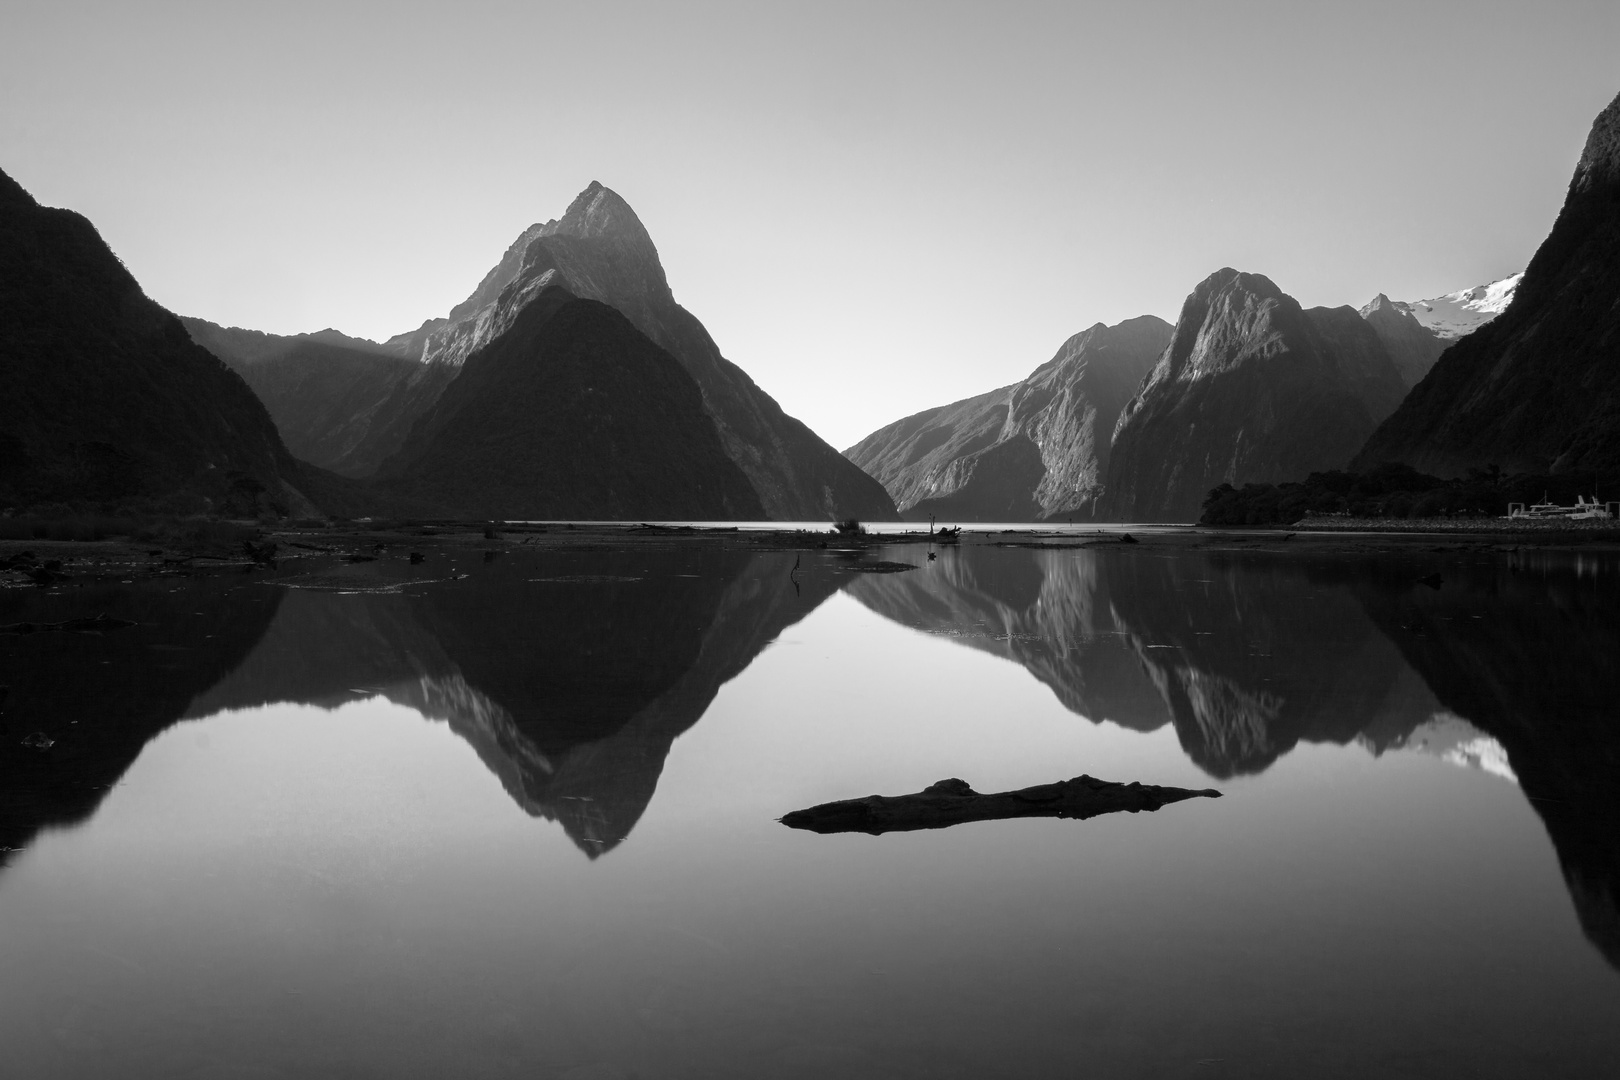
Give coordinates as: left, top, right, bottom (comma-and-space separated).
373, 182, 895, 520
844, 316, 1172, 521
374, 286, 764, 520
1355, 91, 1620, 479
1102, 269, 1409, 523
0, 167, 314, 514
1359, 293, 1449, 387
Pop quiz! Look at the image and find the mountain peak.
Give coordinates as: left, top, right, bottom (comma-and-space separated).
1572, 90, 1620, 195
543, 181, 651, 246
1193, 267, 1284, 302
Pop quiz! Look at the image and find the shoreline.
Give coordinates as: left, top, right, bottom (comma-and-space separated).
4, 517, 1619, 591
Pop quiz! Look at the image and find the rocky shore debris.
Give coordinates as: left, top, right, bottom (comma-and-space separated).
780, 774, 1222, 835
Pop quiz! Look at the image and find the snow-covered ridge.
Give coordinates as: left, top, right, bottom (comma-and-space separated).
1392, 272, 1523, 339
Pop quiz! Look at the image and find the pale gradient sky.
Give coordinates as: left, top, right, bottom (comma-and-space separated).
4, 0, 1617, 449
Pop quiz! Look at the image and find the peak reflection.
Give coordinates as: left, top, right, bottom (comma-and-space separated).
0, 548, 839, 865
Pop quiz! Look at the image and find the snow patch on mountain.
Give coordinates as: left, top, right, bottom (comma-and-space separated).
1392, 272, 1523, 339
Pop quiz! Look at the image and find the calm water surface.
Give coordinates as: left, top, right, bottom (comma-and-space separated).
1, 540, 1617, 1078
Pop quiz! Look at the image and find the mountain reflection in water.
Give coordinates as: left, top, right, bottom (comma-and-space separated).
2, 539, 1618, 975
0, 547, 838, 863
847, 542, 1620, 969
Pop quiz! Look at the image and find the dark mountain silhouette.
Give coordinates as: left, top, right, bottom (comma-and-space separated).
2, 548, 839, 864
844, 317, 1172, 521
179, 318, 425, 478
1358, 293, 1449, 387
1102, 269, 1409, 523
0, 167, 315, 514
373, 287, 763, 520
1355, 90, 1620, 480
1354, 554, 1620, 970
406, 182, 895, 520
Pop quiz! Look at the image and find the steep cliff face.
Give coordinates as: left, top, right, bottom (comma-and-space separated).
380, 182, 895, 520
844, 316, 1172, 521
376, 286, 764, 521
1359, 293, 1449, 387
0, 168, 312, 513
1101, 269, 1408, 523
1355, 91, 1620, 479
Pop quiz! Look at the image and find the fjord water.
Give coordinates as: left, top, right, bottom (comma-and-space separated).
1, 542, 1617, 1078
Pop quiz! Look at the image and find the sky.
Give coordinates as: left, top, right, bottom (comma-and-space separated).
4, 0, 1618, 449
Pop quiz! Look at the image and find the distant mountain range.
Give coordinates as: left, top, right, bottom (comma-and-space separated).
846, 265, 1518, 523
10, 86, 1611, 523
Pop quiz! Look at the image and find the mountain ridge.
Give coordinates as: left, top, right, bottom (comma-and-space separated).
844, 315, 1172, 521
1101, 269, 1408, 522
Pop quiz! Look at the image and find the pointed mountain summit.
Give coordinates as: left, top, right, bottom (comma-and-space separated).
1358, 293, 1449, 387
374, 284, 764, 520
0, 166, 314, 514
1355, 90, 1620, 478
1101, 269, 1408, 523
380, 182, 895, 520
845, 315, 1172, 521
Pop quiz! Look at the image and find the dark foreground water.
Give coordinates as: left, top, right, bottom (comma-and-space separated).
1, 539, 1617, 1079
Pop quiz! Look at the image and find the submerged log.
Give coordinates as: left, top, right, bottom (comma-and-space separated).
780, 775, 1221, 835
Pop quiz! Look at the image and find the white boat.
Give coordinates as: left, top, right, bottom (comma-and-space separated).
1507, 494, 1613, 520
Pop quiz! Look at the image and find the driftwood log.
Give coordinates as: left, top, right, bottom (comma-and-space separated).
780, 775, 1221, 835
